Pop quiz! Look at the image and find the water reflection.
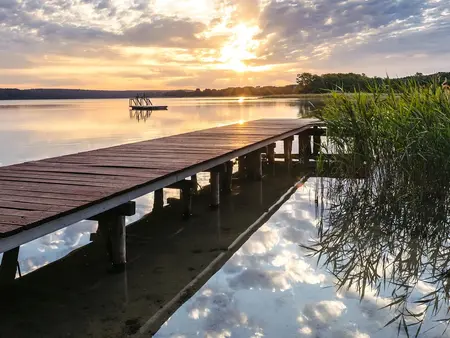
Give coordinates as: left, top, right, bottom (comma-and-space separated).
305, 174, 450, 335
154, 178, 450, 338
130, 109, 153, 122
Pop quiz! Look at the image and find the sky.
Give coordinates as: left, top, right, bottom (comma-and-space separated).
0, 0, 449, 90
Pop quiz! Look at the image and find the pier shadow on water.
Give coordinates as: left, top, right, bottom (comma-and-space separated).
0, 163, 308, 338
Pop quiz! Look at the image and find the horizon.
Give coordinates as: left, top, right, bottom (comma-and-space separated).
1, 0, 449, 90
3, 70, 449, 92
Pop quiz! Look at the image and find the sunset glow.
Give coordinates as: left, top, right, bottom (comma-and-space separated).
0, 0, 448, 89
219, 24, 261, 73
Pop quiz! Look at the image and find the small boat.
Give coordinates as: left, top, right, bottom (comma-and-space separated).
129, 94, 168, 110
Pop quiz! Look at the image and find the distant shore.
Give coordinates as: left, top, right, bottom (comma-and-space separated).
260, 93, 332, 99
0, 91, 330, 101
0, 85, 300, 101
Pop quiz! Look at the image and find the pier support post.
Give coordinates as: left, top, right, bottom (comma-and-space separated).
221, 161, 234, 193
181, 183, 193, 219
210, 169, 220, 208
191, 175, 198, 193
267, 143, 276, 164
298, 132, 311, 166
247, 150, 263, 180
153, 189, 164, 212
284, 136, 294, 166
0, 246, 19, 284
167, 180, 195, 218
91, 202, 136, 271
313, 126, 321, 156
238, 156, 247, 178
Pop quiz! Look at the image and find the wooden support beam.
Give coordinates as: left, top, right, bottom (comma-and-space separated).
94, 202, 136, 271
306, 127, 326, 136
167, 180, 195, 218
191, 175, 198, 193
210, 170, 220, 208
181, 184, 192, 219
153, 189, 164, 212
313, 126, 321, 155
267, 143, 276, 164
89, 201, 136, 221
247, 150, 263, 180
221, 161, 234, 193
283, 136, 294, 166
238, 156, 247, 178
0, 246, 19, 284
298, 132, 312, 165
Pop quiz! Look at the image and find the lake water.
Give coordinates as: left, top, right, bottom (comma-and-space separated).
0, 97, 445, 337
0, 97, 318, 276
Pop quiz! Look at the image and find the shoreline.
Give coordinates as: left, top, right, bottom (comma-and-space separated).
0, 93, 331, 102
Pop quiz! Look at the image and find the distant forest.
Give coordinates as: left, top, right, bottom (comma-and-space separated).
1, 72, 448, 100
0, 85, 297, 100
296, 72, 450, 93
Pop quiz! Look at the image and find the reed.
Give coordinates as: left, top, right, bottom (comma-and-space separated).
307, 80, 450, 336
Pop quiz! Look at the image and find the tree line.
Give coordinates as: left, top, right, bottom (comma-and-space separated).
0, 85, 298, 100
296, 72, 450, 93
1, 72, 449, 100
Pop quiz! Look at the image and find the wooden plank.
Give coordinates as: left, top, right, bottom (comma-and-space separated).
0, 214, 48, 227
0, 175, 142, 189
0, 224, 23, 237
0, 200, 70, 213
0, 170, 146, 185
43, 155, 215, 165
0, 207, 58, 218
0, 189, 96, 202
8, 163, 170, 178
40, 160, 193, 171
0, 194, 82, 207
0, 181, 115, 196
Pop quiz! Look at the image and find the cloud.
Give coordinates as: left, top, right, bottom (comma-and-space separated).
255, 0, 450, 74
121, 18, 208, 47
0, 0, 449, 88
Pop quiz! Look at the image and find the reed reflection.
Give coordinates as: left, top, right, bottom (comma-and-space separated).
307, 170, 450, 335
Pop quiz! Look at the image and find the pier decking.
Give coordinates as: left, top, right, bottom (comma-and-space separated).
0, 118, 319, 278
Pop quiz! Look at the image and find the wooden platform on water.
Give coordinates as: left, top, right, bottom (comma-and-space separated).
0, 118, 318, 253
130, 105, 168, 111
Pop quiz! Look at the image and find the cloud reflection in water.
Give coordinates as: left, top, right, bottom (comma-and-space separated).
155, 178, 450, 338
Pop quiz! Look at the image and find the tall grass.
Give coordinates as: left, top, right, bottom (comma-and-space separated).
307, 80, 450, 336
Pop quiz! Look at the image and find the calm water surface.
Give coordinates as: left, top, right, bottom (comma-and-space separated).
154, 178, 447, 338
0, 98, 442, 337
0, 97, 317, 275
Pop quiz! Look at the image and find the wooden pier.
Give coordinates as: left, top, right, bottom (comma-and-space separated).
0, 118, 320, 281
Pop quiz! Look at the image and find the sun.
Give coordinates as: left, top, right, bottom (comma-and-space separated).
220, 24, 260, 73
